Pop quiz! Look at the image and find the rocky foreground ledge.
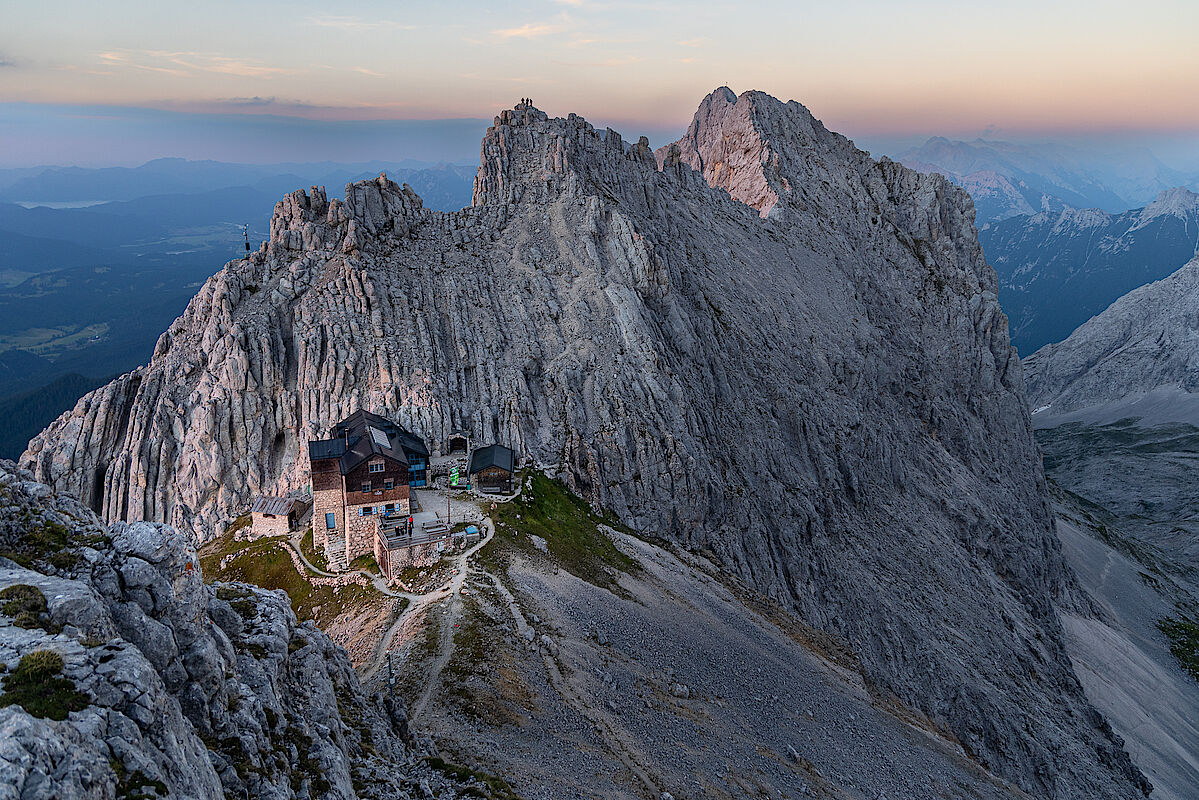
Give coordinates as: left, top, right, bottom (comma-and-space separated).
0, 460, 507, 800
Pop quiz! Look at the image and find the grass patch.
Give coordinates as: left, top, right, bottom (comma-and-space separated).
224, 513, 252, 538
216, 584, 258, 619
1158, 615, 1199, 682
0, 584, 61, 632
199, 531, 386, 628
0, 518, 79, 571
110, 758, 168, 799
394, 612, 441, 705
425, 756, 521, 800
441, 595, 536, 727
300, 528, 328, 572
0, 649, 89, 720
349, 553, 380, 575
483, 471, 636, 590
393, 558, 451, 592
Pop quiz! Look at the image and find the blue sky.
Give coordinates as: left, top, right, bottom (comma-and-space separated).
2, 0, 1197, 166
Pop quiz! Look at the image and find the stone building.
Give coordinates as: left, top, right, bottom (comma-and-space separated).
374, 519, 451, 583
446, 430, 470, 455
248, 495, 309, 539
307, 410, 430, 570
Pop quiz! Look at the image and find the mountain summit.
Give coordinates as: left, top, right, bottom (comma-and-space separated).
22, 90, 1147, 797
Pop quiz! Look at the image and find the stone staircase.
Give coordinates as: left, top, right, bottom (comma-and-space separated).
326, 534, 348, 572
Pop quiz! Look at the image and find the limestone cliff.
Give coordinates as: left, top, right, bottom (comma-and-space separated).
0, 460, 489, 799
23, 90, 1147, 797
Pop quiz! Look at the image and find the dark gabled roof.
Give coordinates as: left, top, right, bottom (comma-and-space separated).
308, 438, 347, 460
395, 428, 429, 457
469, 444, 515, 475
251, 496, 300, 515
338, 425, 408, 474
310, 409, 429, 474
333, 409, 396, 438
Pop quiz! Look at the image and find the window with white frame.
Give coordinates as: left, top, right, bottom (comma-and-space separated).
369, 461, 385, 473
384, 478, 394, 490
362, 481, 371, 492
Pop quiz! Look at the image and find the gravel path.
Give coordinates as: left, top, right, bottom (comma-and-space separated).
359, 518, 495, 683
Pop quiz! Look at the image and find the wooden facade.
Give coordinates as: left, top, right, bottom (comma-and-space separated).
473, 465, 513, 493
468, 443, 516, 494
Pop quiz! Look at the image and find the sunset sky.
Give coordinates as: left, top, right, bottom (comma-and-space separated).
3, 0, 1198, 165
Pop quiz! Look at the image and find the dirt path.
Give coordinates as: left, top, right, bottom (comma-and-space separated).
359, 518, 494, 683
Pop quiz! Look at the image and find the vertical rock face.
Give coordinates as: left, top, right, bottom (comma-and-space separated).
23, 92, 1147, 796
0, 461, 460, 800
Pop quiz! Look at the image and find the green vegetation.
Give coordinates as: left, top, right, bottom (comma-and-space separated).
215, 584, 258, 619
199, 529, 386, 627
395, 613, 442, 706
284, 725, 331, 794
425, 756, 521, 800
1158, 615, 1199, 682
440, 592, 535, 727
444, 597, 490, 682
482, 471, 636, 589
393, 558, 449, 591
0, 584, 60, 633
110, 758, 168, 800
0, 516, 79, 571
0, 372, 111, 461
349, 553, 380, 575
224, 513, 252, 538
299, 528, 327, 572
0, 649, 89, 720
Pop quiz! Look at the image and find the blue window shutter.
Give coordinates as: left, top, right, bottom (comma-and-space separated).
325, 513, 335, 529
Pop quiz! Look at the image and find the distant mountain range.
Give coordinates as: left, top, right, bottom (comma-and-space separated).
901, 137, 1199, 222
0, 157, 476, 203
979, 187, 1199, 353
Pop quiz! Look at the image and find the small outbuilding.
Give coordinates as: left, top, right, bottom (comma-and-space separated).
468, 444, 516, 494
447, 430, 470, 455
249, 496, 309, 539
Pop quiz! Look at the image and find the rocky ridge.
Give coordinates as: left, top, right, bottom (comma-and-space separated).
24, 89, 1148, 796
1024, 255, 1199, 426
0, 459, 501, 799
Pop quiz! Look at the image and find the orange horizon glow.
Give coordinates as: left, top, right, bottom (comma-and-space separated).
3, 0, 1199, 141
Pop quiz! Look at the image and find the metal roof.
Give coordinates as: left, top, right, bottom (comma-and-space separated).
394, 428, 430, 457
308, 409, 429, 475
469, 444, 515, 475
250, 496, 300, 516
308, 438, 347, 460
